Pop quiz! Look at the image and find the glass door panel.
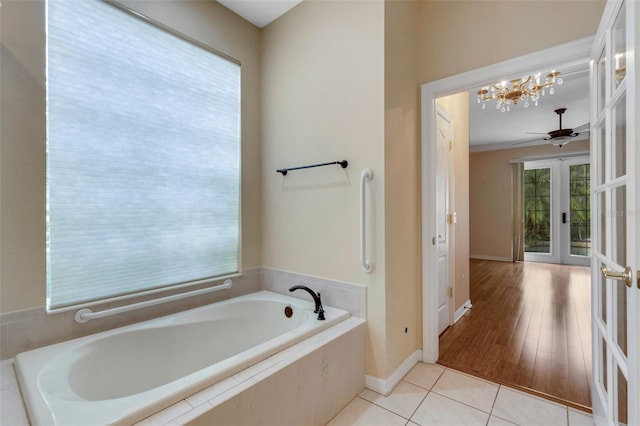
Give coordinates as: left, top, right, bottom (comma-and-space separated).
614, 96, 626, 179
598, 261, 607, 325
599, 332, 608, 394
524, 167, 551, 255
597, 47, 607, 114
613, 5, 626, 89
560, 158, 591, 266
599, 191, 607, 256
598, 124, 607, 186
614, 277, 628, 358
616, 364, 628, 425
613, 185, 627, 267
569, 163, 591, 257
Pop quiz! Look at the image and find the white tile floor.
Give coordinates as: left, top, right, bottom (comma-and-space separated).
327, 363, 595, 426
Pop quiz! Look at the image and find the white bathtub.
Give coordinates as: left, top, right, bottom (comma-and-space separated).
15, 290, 350, 425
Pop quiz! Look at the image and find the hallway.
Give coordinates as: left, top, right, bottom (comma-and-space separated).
438, 260, 592, 409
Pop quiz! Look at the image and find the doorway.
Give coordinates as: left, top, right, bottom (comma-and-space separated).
421, 37, 594, 360
421, 37, 595, 408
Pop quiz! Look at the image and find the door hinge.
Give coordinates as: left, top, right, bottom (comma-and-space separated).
447, 287, 453, 298
448, 140, 453, 151
447, 213, 457, 224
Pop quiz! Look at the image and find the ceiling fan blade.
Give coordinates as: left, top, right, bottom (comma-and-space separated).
524, 131, 549, 135
572, 123, 590, 132
512, 137, 547, 146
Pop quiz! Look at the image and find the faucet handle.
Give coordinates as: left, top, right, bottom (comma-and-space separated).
317, 306, 325, 321
314, 291, 322, 313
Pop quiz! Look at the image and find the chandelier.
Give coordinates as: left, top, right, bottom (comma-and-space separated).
477, 71, 563, 112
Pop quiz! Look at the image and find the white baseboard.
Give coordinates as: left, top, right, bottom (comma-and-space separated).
454, 299, 472, 323
470, 255, 512, 262
365, 350, 422, 396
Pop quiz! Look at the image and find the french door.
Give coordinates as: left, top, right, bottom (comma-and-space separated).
523, 158, 591, 266
590, 1, 638, 425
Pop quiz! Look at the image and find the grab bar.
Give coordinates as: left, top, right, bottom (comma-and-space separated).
74, 279, 233, 323
360, 168, 373, 273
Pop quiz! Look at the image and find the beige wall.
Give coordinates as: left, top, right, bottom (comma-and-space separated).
384, 0, 421, 378
437, 93, 470, 311
469, 140, 590, 260
260, 0, 387, 376
1, 0, 46, 313
416, 0, 606, 84
0, 0, 262, 313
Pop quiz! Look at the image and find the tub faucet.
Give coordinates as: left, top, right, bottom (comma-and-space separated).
288, 285, 325, 321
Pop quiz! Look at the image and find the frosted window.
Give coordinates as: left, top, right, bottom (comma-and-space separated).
46, 0, 240, 310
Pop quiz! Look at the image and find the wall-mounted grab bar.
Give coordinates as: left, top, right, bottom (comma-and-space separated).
277, 160, 348, 176
360, 168, 373, 273
74, 279, 233, 323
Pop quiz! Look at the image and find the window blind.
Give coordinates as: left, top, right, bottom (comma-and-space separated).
46, 0, 240, 310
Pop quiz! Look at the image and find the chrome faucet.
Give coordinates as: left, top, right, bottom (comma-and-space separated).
288, 285, 325, 320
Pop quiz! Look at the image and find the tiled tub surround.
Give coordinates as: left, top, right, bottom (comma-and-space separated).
1, 270, 366, 425
260, 268, 367, 319
0, 267, 366, 361
14, 291, 353, 425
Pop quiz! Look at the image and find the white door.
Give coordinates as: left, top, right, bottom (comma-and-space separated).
523, 158, 592, 266
436, 104, 453, 335
590, 1, 638, 425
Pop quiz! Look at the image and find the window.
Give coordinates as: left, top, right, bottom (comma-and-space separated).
46, 0, 241, 311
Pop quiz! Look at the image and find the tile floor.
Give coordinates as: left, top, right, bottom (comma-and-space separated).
327, 363, 594, 426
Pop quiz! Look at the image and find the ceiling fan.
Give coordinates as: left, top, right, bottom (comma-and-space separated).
513, 108, 590, 148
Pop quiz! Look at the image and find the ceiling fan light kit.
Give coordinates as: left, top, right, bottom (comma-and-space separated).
477, 71, 563, 112
513, 107, 590, 148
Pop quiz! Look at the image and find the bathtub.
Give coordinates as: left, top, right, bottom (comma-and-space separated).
15, 290, 350, 425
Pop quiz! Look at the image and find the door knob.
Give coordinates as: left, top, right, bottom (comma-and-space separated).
600, 265, 633, 288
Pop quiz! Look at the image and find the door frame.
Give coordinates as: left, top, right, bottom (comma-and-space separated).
420, 36, 593, 363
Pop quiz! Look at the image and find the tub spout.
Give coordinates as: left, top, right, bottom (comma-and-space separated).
288, 285, 325, 321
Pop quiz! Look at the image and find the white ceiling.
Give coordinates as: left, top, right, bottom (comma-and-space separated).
216, 0, 303, 28
468, 66, 590, 151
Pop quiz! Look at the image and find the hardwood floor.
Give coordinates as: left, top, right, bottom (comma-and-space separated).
438, 259, 592, 410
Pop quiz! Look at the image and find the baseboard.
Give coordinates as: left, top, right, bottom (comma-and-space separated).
454, 299, 472, 323
365, 350, 422, 396
470, 255, 512, 262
